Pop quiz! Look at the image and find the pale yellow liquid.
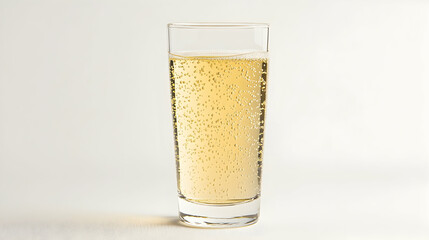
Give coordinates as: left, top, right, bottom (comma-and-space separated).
170, 53, 267, 204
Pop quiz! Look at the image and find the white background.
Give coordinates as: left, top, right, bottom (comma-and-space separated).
0, 0, 428, 239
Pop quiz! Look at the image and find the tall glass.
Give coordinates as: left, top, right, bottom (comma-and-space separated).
168, 23, 269, 228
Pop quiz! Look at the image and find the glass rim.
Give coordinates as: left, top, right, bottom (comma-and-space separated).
168, 22, 269, 29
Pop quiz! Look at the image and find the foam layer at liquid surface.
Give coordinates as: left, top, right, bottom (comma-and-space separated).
169, 51, 268, 60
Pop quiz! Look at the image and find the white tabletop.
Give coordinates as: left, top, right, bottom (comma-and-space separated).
1, 160, 428, 239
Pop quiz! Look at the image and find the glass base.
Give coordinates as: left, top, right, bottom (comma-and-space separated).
178, 197, 260, 228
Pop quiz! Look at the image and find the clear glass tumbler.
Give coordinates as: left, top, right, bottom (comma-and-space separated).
168, 23, 269, 228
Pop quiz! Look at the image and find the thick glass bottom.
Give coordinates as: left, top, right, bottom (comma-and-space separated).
178, 196, 260, 228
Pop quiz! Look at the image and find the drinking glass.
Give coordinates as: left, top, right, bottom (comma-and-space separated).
168, 23, 269, 228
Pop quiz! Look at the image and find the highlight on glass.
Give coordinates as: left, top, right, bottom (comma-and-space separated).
168, 23, 269, 228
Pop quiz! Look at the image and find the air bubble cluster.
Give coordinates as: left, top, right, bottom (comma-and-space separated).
170, 55, 268, 204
